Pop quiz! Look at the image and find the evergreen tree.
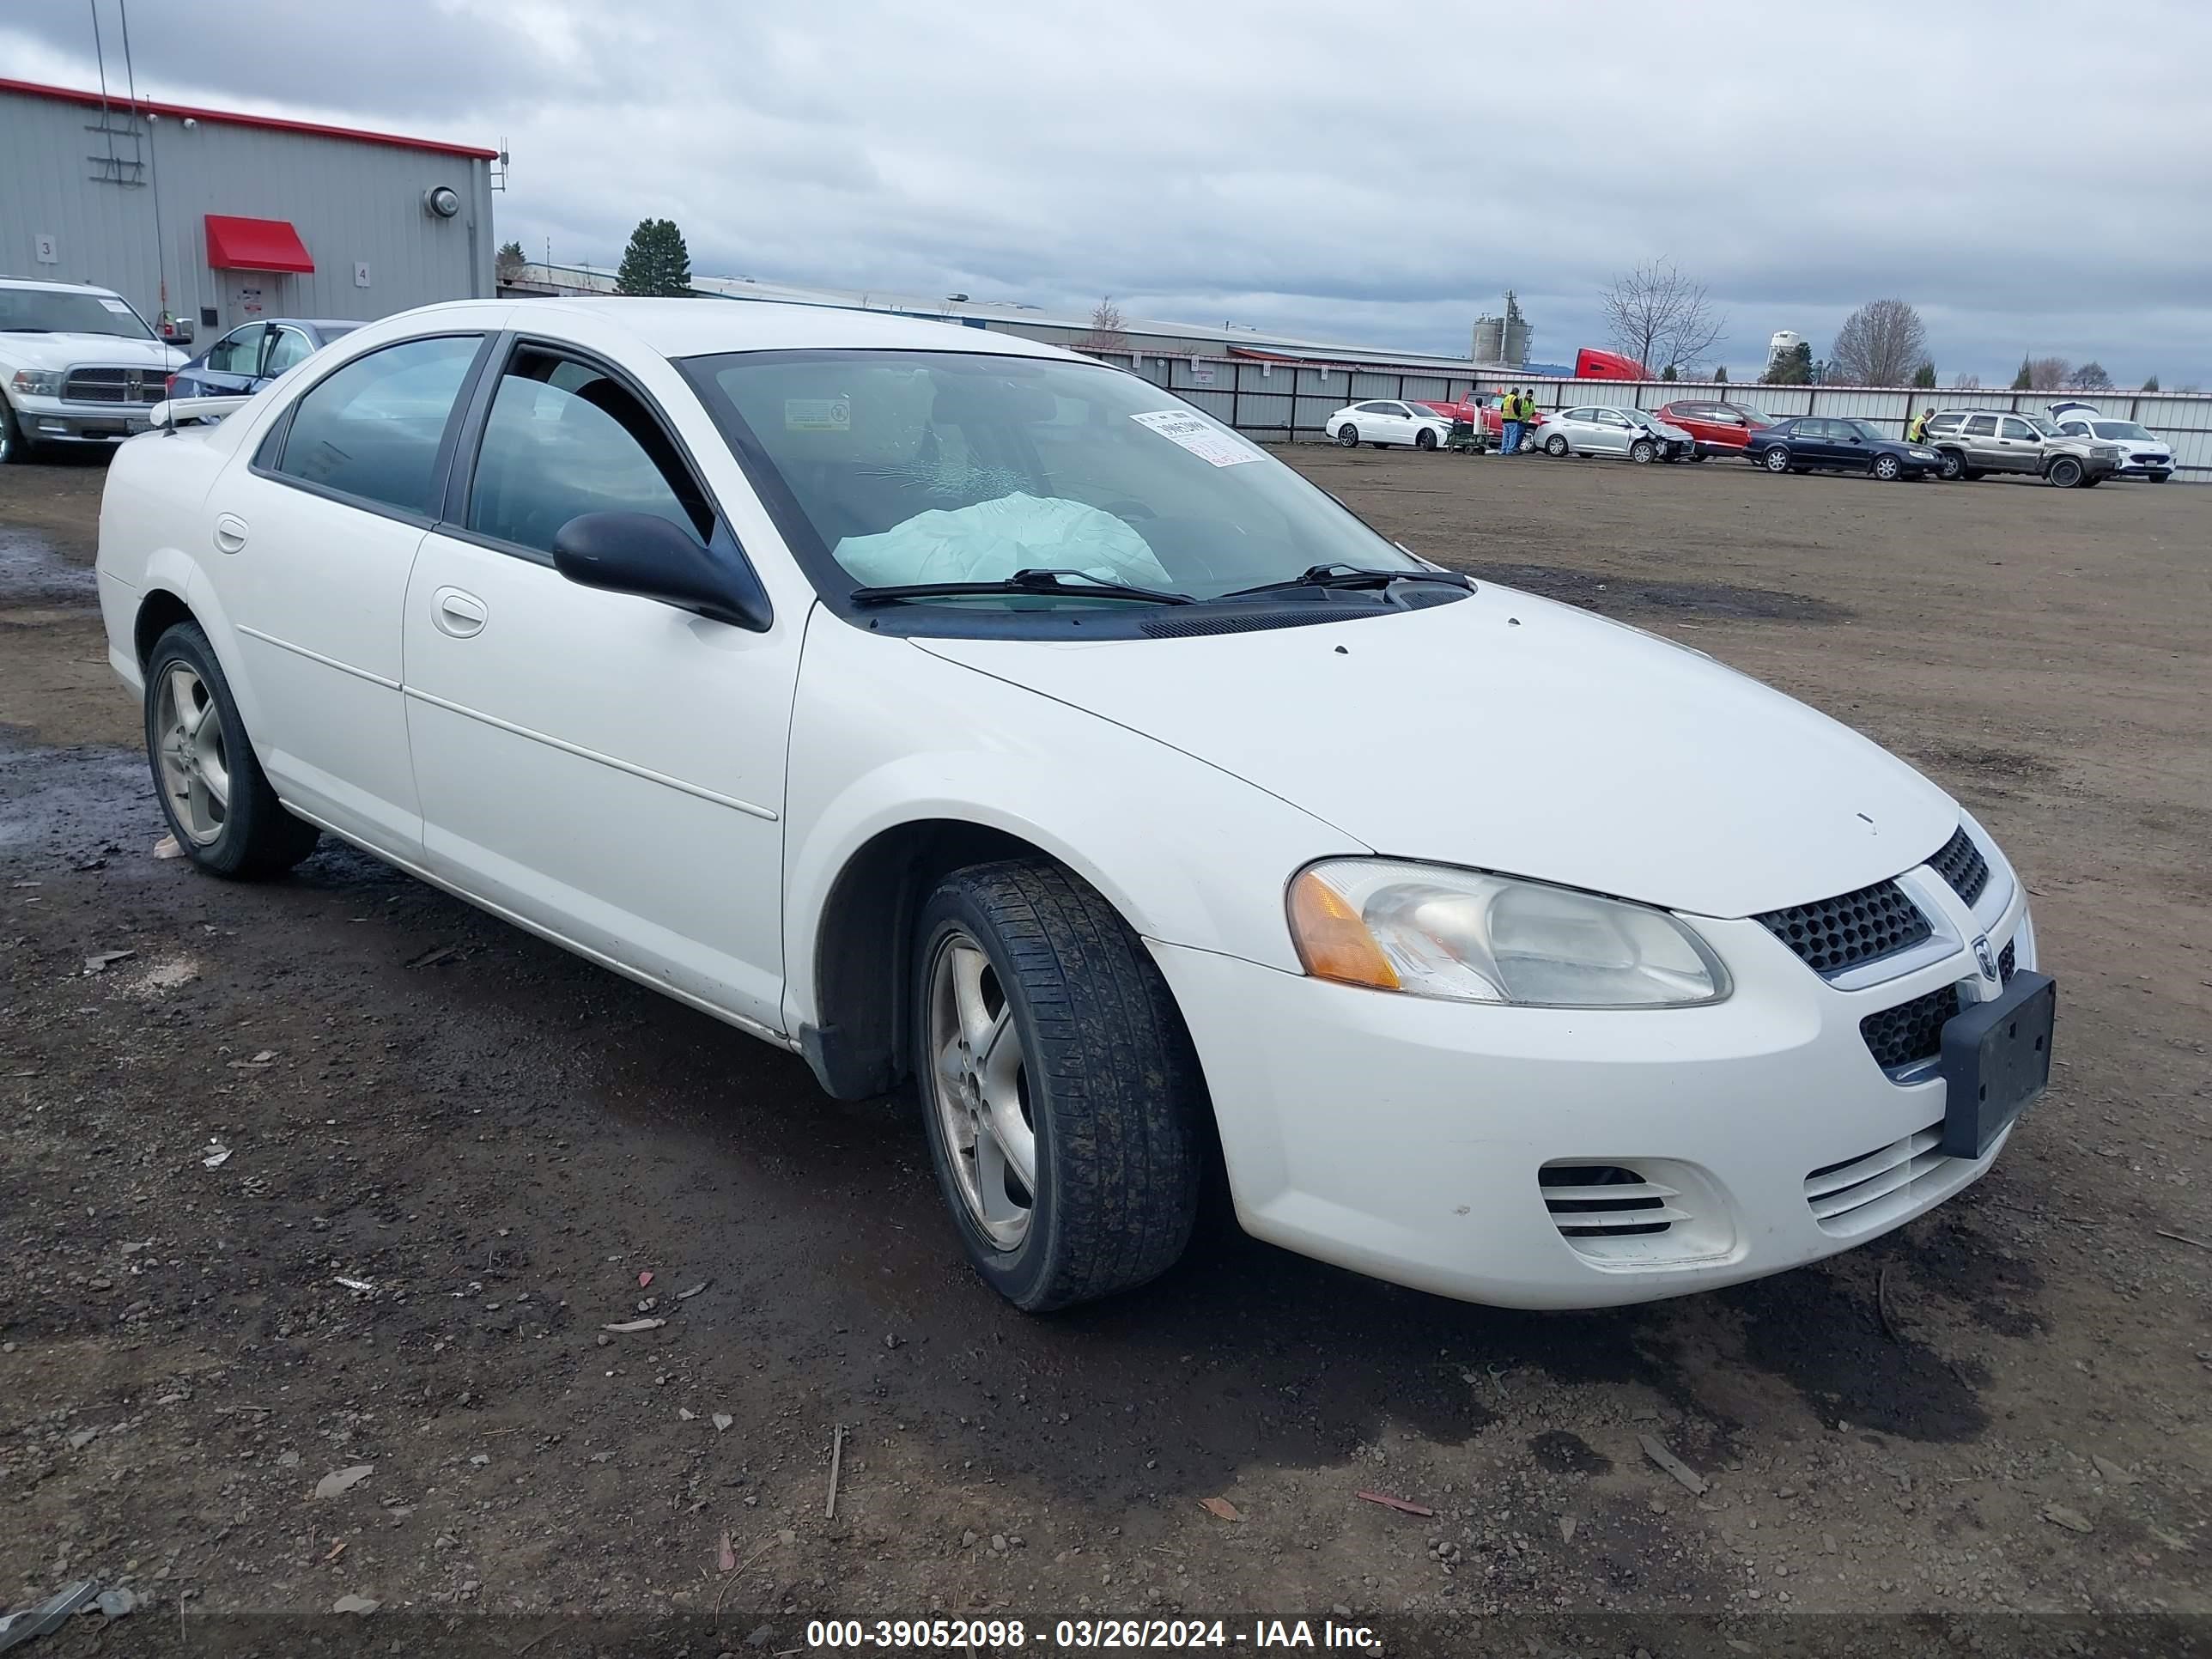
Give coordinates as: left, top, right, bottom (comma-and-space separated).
616, 218, 694, 296
2142, 374, 2160, 392
1911, 361, 1936, 389
1713, 364, 1728, 384
1760, 342, 1814, 386
2010, 355, 2033, 391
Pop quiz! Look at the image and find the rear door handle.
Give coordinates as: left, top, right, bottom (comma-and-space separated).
213, 514, 248, 554
432, 586, 488, 638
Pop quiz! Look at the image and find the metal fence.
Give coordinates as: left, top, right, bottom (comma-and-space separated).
1080, 349, 2212, 478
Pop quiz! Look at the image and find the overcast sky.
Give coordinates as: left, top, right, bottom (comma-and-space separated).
9, 1, 2210, 386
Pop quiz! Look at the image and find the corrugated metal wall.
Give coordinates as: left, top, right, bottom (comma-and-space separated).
0, 88, 493, 337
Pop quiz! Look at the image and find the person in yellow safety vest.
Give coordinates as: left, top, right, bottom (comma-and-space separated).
1908, 405, 1933, 443
1498, 388, 1524, 457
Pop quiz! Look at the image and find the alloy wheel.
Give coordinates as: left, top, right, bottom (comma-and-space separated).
153, 663, 232, 846
1765, 446, 1791, 472
926, 933, 1036, 1250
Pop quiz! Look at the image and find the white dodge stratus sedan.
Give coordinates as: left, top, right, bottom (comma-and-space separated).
96, 299, 2056, 1313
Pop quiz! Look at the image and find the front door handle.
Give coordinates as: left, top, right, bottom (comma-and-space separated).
432, 586, 488, 638
213, 514, 248, 555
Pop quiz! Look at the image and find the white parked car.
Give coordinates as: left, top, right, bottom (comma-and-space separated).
2045, 402, 2175, 482
96, 299, 2054, 1313
1539, 405, 1697, 463
1326, 398, 1451, 451
0, 276, 187, 462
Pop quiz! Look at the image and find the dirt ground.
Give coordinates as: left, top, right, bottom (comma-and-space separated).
3, 446, 2208, 1656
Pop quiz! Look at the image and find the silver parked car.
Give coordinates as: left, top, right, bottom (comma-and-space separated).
1919, 410, 2121, 487
1539, 406, 1695, 464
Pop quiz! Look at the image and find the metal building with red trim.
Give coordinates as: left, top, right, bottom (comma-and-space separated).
0, 77, 499, 344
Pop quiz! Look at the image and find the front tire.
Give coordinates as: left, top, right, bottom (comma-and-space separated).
1936, 448, 1966, 482
0, 396, 27, 465
1872, 453, 1902, 482
1415, 428, 1437, 451
143, 623, 321, 878
1335, 424, 1358, 447
1762, 444, 1793, 473
1629, 439, 1656, 464
913, 859, 1204, 1313
2047, 456, 2085, 489
1544, 434, 1569, 457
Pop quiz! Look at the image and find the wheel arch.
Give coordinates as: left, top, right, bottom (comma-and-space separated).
799, 816, 1053, 1100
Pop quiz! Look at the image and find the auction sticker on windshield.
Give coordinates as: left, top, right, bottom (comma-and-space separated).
786, 398, 851, 432
1130, 410, 1261, 467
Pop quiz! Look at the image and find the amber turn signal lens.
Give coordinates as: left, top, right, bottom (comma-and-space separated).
1288, 869, 1400, 990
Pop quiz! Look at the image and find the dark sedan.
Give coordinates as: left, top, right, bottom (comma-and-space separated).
1746, 416, 1941, 482
167, 318, 359, 399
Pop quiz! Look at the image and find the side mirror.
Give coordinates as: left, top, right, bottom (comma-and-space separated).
551, 511, 773, 633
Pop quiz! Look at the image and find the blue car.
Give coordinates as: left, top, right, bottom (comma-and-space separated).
167, 318, 360, 399
1746, 416, 1941, 481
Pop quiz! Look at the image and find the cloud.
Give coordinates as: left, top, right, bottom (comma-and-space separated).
8, 0, 2209, 383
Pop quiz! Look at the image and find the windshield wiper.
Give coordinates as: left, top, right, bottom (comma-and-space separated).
848, 567, 1195, 606
1222, 562, 1474, 600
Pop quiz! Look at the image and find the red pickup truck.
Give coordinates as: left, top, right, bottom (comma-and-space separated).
1413, 392, 1547, 450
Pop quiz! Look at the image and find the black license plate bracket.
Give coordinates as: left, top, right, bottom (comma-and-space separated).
1940, 970, 2057, 1159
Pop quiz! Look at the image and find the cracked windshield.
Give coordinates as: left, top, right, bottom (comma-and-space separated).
696, 351, 1422, 604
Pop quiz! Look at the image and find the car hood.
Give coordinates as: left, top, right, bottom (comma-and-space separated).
0, 332, 187, 370
914, 584, 1959, 918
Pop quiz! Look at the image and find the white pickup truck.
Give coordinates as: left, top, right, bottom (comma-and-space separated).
0, 276, 188, 463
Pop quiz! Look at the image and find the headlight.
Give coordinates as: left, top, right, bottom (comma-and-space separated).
10, 368, 64, 398
1910, 448, 1936, 460
1287, 860, 1729, 1008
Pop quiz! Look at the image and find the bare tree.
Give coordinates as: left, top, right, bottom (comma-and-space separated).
1600, 259, 1725, 380
2067, 361, 2114, 392
1079, 296, 1130, 353
1825, 299, 1930, 386
1950, 371, 1982, 389
2014, 355, 2071, 392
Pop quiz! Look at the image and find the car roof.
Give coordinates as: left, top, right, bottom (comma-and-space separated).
404, 296, 1082, 363
0, 275, 124, 298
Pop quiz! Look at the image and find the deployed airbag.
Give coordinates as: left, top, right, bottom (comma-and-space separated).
834, 493, 1174, 590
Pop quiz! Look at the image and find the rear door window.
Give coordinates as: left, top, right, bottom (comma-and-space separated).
262, 327, 315, 376
1964, 415, 2000, 438
272, 334, 482, 516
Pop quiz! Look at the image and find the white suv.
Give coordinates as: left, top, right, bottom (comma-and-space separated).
0, 277, 188, 463
2046, 402, 2176, 483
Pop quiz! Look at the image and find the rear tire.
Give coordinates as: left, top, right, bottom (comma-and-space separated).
143, 623, 321, 878
1335, 424, 1358, 447
1369, 442, 1387, 450
1762, 444, 1792, 473
1544, 434, 1568, 457
2047, 456, 2085, 489
912, 859, 1205, 1313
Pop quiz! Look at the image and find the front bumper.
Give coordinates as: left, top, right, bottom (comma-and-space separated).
14, 398, 158, 445
1151, 849, 2036, 1309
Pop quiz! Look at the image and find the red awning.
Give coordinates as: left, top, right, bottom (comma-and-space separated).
204, 215, 314, 274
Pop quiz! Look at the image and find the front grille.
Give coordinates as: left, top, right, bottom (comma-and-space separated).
64, 367, 165, 405
1804, 1121, 1948, 1235
1860, 984, 1958, 1071
1758, 879, 1931, 976
1928, 825, 1990, 907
